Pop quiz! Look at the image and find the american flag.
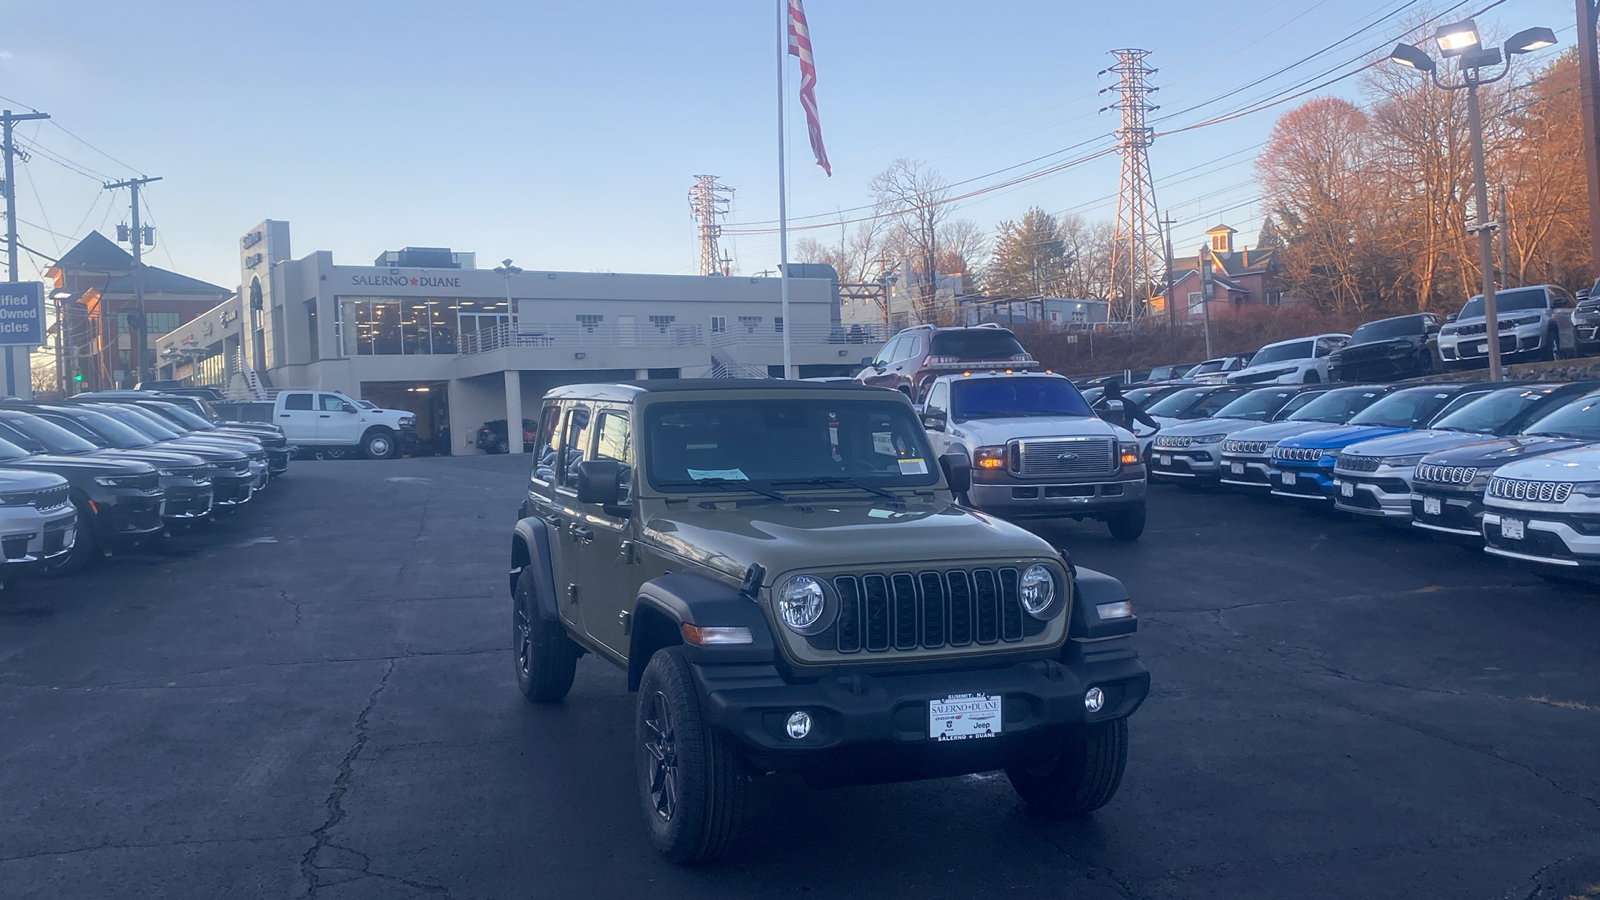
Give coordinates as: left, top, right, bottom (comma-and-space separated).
787, 0, 831, 176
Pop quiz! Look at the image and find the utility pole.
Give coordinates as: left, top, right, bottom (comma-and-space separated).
104, 175, 161, 387
1160, 214, 1177, 330
1101, 50, 1165, 323
1499, 185, 1512, 288
688, 175, 734, 277
1577, 0, 1600, 279
3, 110, 48, 400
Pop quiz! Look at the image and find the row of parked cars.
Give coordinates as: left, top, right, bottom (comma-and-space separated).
0, 390, 293, 581
1140, 377, 1600, 574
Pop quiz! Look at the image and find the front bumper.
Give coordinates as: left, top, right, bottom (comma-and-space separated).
1269, 464, 1334, 501
399, 428, 420, 455
94, 490, 165, 543
1, 507, 78, 565
1218, 454, 1273, 490
1439, 328, 1546, 363
1329, 356, 1424, 383
1410, 485, 1484, 537
161, 482, 214, 520
1482, 508, 1600, 567
212, 474, 256, 507
1149, 445, 1225, 480
266, 447, 291, 476
695, 646, 1149, 779
967, 477, 1145, 518
1332, 470, 1415, 518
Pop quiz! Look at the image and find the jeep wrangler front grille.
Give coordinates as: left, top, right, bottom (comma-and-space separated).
810, 567, 1044, 655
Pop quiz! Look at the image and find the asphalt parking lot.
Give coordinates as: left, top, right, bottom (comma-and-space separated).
3, 457, 1599, 899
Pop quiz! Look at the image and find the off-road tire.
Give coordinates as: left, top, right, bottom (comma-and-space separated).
362, 428, 399, 460
636, 646, 746, 864
1105, 504, 1146, 541
512, 569, 578, 703
1007, 718, 1129, 819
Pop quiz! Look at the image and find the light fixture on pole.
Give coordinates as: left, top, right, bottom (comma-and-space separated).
1387, 22, 1557, 381
492, 258, 522, 344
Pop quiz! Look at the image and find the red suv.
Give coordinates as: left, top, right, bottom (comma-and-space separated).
855, 324, 1038, 400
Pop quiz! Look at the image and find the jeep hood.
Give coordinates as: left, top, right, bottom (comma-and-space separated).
1162, 416, 1265, 437
1280, 425, 1408, 449
0, 454, 155, 474
1341, 429, 1496, 458
642, 498, 1058, 585
1491, 447, 1600, 481
1335, 337, 1421, 361
949, 416, 1123, 445
1227, 420, 1345, 444
1421, 436, 1592, 467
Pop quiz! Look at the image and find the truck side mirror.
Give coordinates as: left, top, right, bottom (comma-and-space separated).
340, 402, 358, 413
576, 458, 623, 505
923, 410, 948, 431
939, 451, 971, 494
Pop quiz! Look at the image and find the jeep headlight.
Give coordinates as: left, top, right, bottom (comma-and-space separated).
1190, 433, 1228, 445
1380, 454, 1425, 467
1018, 564, 1058, 618
1570, 481, 1600, 498
777, 575, 830, 634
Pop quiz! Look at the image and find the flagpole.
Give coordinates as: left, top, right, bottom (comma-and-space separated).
777, 0, 792, 380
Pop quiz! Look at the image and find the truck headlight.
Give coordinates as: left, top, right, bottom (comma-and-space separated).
972, 446, 1007, 470
777, 575, 830, 634
1018, 564, 1058, 618
1119, 442, 1139, 465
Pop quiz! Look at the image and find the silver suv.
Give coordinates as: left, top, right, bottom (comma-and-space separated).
0, 469, 77, 579
1437, 284, 1577, 370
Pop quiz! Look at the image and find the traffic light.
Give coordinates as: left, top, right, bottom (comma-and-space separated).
72, 370, 83, 383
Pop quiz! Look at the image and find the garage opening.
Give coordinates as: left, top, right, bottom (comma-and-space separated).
361, 381, 450, 455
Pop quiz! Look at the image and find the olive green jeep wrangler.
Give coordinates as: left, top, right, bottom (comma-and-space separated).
509, 379, 1149, 863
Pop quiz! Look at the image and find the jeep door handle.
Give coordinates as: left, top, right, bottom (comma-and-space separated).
540, 513, 563, 528
568, 523, 594, 543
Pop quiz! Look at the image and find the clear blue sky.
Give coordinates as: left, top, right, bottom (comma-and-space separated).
1, 0, 1580, 292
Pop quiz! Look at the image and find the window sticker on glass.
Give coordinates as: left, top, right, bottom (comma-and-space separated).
897, 458, 929, 475
873, 432, 896, 455
686, 468, 748, 481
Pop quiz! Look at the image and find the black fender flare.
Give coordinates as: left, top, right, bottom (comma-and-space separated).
510, 517, 561, 621
1068, 565, 1138, 640
628, 572, 777, 690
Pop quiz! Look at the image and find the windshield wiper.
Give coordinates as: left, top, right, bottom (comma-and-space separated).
771, 476, 897, 498
957, 409, 1016, 419
655, 478, 787, 501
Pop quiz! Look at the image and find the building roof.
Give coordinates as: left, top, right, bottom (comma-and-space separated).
100, 266, 231, 297
1171, 245, 1279, 278
1205, 224, 1237, 235
48, 231, 134, 276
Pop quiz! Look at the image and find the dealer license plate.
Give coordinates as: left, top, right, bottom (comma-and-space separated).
62, 527, 76, 549
1158, 454, 1172, 466
1281, 471, 1297, 486
1476, 342, 1489, 355
929, 693, 1002, 742
1340, 481, 1354, 498
1230, 462, 1245, 475
1501, 517, 1526, 541
1423, 497, 1441, 516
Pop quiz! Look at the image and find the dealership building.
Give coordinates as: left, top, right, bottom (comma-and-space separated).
155, 221, 884, 454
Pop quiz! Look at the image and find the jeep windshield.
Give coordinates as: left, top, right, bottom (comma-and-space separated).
1211, 388, 1301, 422
1523, 393, 1600, 440
1432, 387, 1554, 434
1286, 387, 1385, 423
1247, 340, 1315, 366
1347, 388, 1459, 429
645, 397, 940, 493
1458, 287, 1548, 319
1349, 315, 1428, 344
950, 378, 1092, 421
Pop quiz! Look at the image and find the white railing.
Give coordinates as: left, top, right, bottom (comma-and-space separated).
458, 321, 889, 356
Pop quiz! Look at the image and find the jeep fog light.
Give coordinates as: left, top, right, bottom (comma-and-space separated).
777, 575, 830, 633
1019, 564, 1056, 617
1084, 687, 1105, 713
1096, 600, 1133, 619
786, 711, 812, 739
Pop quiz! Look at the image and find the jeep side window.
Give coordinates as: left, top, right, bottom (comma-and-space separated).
593, 410, 633, 501
557, 403, 593, 490
532, 401, 560, 484
284, 393, 313, 411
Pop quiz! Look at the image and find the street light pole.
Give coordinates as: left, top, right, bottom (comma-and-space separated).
1464, 71, 1503, 381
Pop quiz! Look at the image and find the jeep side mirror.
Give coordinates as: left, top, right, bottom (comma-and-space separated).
861, 357, 875, 367
1446, 314, 1457, 323
1578, 288, 1590, 301
575, 458, 623, 505
939, 451, 971, 494
1553, 294, 1572, 309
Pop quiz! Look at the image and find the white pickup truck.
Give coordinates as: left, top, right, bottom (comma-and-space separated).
271, 390, 417, 459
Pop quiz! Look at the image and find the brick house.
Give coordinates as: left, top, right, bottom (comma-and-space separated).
1158, 224, 1282, 321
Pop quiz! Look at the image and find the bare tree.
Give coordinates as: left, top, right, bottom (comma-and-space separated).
871, 159, 952, 323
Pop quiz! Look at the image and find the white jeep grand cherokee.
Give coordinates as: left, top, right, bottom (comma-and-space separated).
1436, 284, 1578, 371
1227, 334, 1349, 385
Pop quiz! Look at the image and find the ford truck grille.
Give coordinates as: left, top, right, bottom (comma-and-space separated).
1487, 477, 1572, 503
1416, 463, 1478, 485
807, 568, 1047, 655
1016, 438, 1114, 477
1338, 454, 1382, 473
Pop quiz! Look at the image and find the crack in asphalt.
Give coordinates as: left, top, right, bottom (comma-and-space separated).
1520, 854, 1579, 900
280, 590, 303, 629
1031, 824, 1148, 900
298, 659, 452, 899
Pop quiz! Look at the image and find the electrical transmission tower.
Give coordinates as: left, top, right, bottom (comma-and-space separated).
1101, 49, 1165, 322
688, 175, 734, 276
